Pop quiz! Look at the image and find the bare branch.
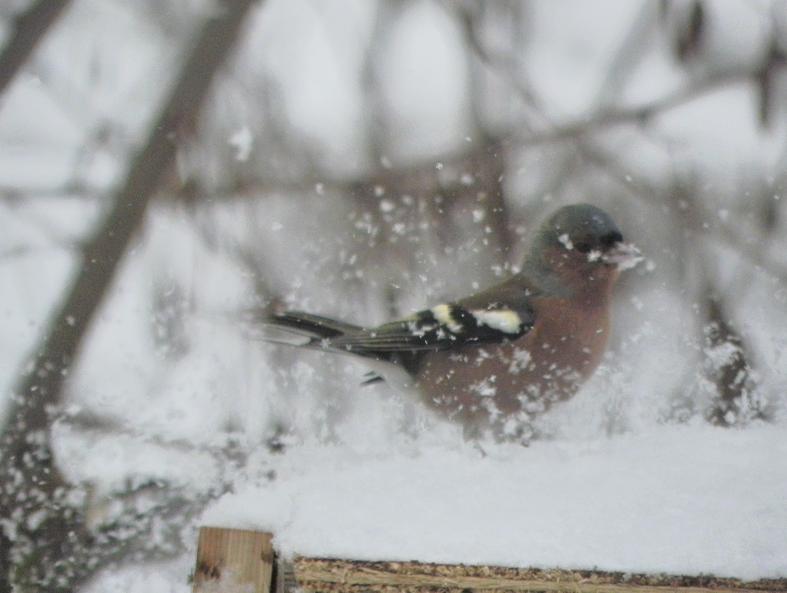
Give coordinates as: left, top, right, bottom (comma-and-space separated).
0, 184, 100, 201
0, 1, 260, 590
592, 2, 659, 108
0, 0, 73, 98
54, 409, 245, 462
578, 142, 787, 286
515, 68, 760, 146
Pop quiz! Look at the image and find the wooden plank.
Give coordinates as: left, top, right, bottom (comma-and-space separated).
276, 558, 298, 593
193, 527, 274, 593
190, 528, 786, 593
292, 558, 787, 593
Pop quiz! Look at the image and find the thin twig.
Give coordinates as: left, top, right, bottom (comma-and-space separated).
579, 142, 787, 286
515, 69, 759, 146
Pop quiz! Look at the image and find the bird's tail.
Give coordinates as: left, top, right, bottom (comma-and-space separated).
255, 310, 363, 349
256, 310, 391, 386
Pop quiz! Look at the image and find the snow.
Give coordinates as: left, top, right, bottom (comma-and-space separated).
229, 126, 253, 162
202, 423, 787, 580
557, 233, 574, 250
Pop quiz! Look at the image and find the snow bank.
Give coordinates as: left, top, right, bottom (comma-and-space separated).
203, 423, 787, 580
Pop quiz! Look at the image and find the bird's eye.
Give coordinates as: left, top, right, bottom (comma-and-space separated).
601, 231, 623, 248
575, 242, 592, 253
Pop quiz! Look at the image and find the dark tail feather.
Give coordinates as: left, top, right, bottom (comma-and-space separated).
360, 371, 385, 386
270, 311, 362, 338
257, 311, 391, 387
253, 310, 363, 348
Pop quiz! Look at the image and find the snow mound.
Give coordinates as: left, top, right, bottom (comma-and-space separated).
202, 423, 787, 580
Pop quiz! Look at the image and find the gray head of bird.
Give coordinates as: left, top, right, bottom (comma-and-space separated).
525, 203, 642, 297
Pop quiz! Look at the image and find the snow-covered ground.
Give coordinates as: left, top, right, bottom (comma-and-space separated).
202, 423, 787, 581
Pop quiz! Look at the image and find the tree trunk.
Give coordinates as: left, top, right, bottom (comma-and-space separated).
0, 0, 73, 98
0, 1, 259, 590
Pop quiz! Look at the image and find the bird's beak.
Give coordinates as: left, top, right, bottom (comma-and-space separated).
601, 242, 642, 270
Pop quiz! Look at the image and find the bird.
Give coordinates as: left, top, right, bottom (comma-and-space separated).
262, 203, 641, 442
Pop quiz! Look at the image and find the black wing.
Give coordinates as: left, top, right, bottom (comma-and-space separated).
327, 276, 536, 355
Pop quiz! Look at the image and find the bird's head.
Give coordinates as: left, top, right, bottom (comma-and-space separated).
526, 203, 641, 298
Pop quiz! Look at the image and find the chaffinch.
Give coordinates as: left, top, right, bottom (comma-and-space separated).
264, 203, 641, 441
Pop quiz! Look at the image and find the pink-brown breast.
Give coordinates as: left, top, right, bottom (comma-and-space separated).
414, 296, 611, 438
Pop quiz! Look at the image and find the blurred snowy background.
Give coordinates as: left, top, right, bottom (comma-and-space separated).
1, 0, 787, 591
